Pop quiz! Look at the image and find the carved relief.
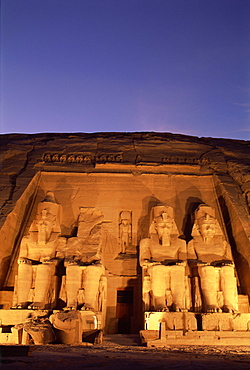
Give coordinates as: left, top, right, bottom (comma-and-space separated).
119, 211, 132, 254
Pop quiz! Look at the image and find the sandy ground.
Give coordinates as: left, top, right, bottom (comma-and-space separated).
1, 335, 250, 369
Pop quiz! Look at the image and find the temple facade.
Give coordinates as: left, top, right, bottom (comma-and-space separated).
0, 132, 250, 345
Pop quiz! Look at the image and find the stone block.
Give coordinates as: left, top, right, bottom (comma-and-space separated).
0, 327, 20, 344
144, 312, 197, 331
0, 309, 49, 325
238, 294, 250, 313
201, 312, 250, 331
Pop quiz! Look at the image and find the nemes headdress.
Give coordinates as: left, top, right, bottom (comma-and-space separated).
191, 204, 223, 237
119, 211, 132, 222
149, 204, 179, 236
29, 191, 61, 233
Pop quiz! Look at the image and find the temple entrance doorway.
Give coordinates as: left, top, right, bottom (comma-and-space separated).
116, 288, 134, 334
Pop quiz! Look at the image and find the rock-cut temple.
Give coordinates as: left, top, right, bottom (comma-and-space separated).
0, 132, 250, 346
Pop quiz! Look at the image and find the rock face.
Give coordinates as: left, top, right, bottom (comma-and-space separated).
0, 131, 250, 342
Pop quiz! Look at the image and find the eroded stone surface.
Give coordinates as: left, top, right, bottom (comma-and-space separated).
1, 132, 250, 344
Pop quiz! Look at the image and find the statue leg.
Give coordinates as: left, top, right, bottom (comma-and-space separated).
82, 265, 104, 310
170, 265, 186, 311
32, 263, 55, 309
148, 265, 168, 311
198, 265, 219, 312
65, 264, 82, 309
220, 265, 238, 312
16, 261, 33, 308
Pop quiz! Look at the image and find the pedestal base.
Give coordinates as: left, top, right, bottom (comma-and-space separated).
141, 311, 250, 347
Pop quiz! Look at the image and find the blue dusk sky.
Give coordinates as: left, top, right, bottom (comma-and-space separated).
1, 0, 250, 139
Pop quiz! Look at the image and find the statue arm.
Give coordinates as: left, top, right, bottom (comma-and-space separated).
187, 240, 198, 261
222, 241, 234, 265
178, 239, 187, 261
139, 238, 151, 267
92, 243, 102, 265
55, 237, 67, 259
18, 237, 29, 261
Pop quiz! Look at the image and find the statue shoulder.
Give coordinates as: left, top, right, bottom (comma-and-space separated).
20, 235, 34, 246
21, 235, 29, 243
177, 238, 186, 247
56, 236, 66, 246
140, 238, 150, 248
67, 237, 79, 247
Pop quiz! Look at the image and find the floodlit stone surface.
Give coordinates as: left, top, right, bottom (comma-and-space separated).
0, 132, 250, 345
13, 192, 66, 310
61, 207, 106, 311
140, 205, 188, 312
188, 204, 238, 313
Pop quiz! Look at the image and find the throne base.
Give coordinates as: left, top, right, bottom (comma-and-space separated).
140, 311, 250, 347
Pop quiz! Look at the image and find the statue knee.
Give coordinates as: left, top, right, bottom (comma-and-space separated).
84, 265, 104, 280
220, 265, 235, 277
36, 262, 55, 275
148, 264, 167, 278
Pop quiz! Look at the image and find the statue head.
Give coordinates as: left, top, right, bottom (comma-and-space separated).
192, 204, 223, 241
29, 192, 61, 243
149, 205, 179, 241
120, 211, 131, 226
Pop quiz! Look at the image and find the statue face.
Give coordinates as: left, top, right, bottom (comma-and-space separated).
198, 214, 216, 239
154, 217, 172, 240
36, 210, 55, 243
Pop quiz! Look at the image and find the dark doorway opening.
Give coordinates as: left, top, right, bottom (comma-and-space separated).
116, 288, 133, 334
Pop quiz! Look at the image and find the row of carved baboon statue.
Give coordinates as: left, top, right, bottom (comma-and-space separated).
12, 191, 239, 315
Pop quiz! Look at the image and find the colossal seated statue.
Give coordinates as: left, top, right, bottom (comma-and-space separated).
140, 205, 188, 312
187, 204, 238, 313
13, 192, 66, 309
62, 207, 105, 311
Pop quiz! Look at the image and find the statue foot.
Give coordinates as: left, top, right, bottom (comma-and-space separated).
155, 306, 168, 312
162, 307, 169, 312
206, 306, 219, 313
63, 306, 77, 311
175, 307, 185, 312
81, 304, 95, 311
170, 304, 185, 312
224, 306, 238, 314
28, 302, 45, 310
28, 305, 39, 310
11, 303, 27, 309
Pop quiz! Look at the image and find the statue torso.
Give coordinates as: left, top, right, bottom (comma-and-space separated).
149, 238, 184, 261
